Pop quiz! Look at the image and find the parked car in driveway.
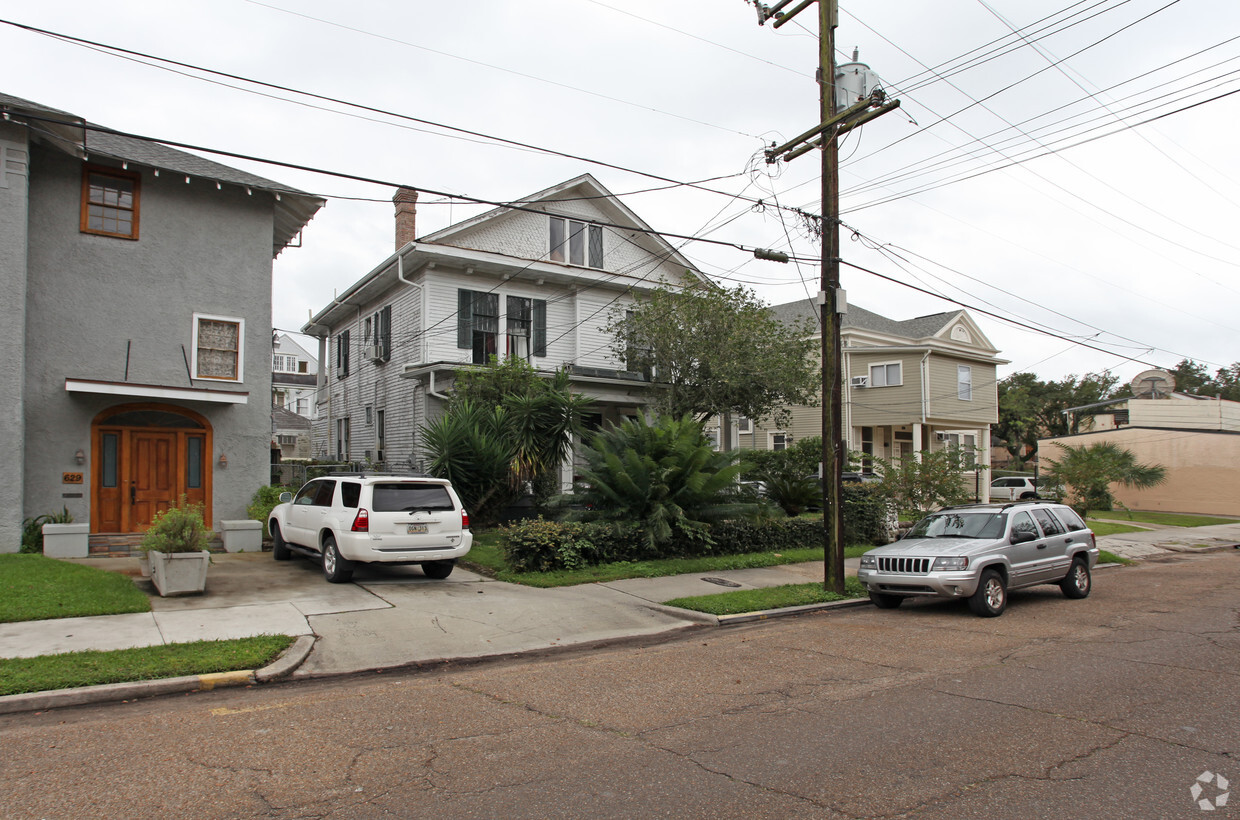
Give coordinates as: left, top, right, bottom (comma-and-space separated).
268, 473, 472, 583
989, 476, 1040, 500
857, 501, 1097, 617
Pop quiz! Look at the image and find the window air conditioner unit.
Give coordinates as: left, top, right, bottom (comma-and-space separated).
365, 345, 386, 363
936, 432, 951, 441
850, 376, 869, 388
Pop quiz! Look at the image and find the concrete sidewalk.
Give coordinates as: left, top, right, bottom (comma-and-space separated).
2, 522, 1238, 713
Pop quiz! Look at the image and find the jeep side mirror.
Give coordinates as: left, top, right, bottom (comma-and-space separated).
1010, 529, 1038, 544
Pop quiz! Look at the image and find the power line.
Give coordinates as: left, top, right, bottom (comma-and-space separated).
0, 17, 812, 220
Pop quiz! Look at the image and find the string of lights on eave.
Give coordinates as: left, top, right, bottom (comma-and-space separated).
4, 109, 812, 267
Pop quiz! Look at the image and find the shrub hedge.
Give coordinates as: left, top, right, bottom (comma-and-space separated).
502, 486, 893, 572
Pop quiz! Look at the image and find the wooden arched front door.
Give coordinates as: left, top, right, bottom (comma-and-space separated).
91, 404, 213, 533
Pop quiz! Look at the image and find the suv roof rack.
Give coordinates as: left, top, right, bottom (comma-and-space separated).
325, 471, 435, 478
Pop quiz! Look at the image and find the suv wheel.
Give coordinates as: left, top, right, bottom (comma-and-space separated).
869, 591, 903, 609
422, 559, 456, 580
322, 535, 354, 583
968, 569, 1007, 617
271, 522, 291, 561
1059, 557, 1091, 599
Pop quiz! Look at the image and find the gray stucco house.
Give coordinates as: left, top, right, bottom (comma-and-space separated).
0, 93, 322, 551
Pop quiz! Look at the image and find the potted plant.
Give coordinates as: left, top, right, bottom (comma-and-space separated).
141, 499, 212, 596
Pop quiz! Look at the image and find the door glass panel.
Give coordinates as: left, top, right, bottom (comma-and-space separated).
187, 437, 203, 489
102, 433, 118, 487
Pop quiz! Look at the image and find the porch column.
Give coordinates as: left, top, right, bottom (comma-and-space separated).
980, 425, 992, 502
912, 423, 924, 462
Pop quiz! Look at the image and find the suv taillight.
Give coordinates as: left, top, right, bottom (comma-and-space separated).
461, 509, 470, 530
352, 508, 370, 532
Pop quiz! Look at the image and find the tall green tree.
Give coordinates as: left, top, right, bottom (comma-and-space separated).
994, 371, 1119, 468
1040, 441, 1166, 514
607, 276, 819, 427
1168, 358, 1240, 402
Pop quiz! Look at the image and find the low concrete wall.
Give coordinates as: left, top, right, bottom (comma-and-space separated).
1041, 428, 1240, 516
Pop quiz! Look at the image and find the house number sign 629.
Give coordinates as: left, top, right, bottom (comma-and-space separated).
62, 472, 84, 484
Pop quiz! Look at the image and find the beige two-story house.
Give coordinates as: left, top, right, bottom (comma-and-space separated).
737, 299, 1006, 498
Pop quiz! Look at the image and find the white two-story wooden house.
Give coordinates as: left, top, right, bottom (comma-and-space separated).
303, 174, 703, 484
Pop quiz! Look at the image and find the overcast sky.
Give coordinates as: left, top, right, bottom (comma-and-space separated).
3, 0, 1237, 392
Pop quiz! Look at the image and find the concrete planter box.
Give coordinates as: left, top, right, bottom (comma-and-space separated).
149, 550, 210, 597
42, 523, 89, 559
219, 519, 263, 553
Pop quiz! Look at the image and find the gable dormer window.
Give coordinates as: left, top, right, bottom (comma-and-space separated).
549, 216, 603, 269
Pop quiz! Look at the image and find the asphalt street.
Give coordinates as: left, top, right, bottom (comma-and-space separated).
1, 549, 1236, 819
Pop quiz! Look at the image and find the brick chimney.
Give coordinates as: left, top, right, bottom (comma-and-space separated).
394, 187, 419, 249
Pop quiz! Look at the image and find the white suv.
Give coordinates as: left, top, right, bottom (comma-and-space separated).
858, 501, 1097, 617
268, 474, 472, 583
989, 476, 1039, 501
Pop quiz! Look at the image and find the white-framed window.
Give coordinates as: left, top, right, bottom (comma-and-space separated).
365, 406, 373, 426
957, 365, 973, 401
549, 216, 604, 268
770, 432, 789, 452
737, 416, 753, 434
869, 361, 902, 387
273, 353, 298, 372
192, 313, 244, 382
295, 398, 308, 415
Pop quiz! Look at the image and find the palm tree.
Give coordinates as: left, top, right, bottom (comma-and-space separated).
1041, 442, 1166, 514
570, 414, 759, 551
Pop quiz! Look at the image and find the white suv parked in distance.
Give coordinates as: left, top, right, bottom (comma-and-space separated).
268, 474, 472, 583
989, 476, 1040, 501
857, 501, 1097, 617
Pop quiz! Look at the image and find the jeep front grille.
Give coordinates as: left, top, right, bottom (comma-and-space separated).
877, 557, 931, 574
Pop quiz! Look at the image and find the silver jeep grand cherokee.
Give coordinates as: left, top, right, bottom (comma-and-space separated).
857, 501, 1098, 617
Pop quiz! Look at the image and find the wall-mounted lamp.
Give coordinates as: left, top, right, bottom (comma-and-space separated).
74, 449, 86, 465
218, 454, 228, 468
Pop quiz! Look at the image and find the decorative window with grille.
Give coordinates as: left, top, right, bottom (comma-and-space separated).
81, 165, 140, 239
273, 353, 298, 372
192, 314, 243, 381
548, 216, 603, 268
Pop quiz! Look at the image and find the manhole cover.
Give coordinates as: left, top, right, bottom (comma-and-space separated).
701, 576, 742, 588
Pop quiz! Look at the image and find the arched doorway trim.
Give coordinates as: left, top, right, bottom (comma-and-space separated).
90, 403, 213, 533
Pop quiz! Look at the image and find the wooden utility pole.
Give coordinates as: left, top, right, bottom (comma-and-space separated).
819, 0, 845, 594
756, 0, 900, 594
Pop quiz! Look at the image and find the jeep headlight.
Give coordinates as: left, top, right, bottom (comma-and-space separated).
859, 555, 877, 569
932, 556, 969, 571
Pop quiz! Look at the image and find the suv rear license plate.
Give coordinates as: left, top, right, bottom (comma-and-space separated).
406, 523, 429, 534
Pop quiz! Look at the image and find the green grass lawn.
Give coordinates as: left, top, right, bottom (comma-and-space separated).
0, 636, 294, 696
664, 578, 869, 615
1087, 511, 1240, 527
0, 554, 151, 623
1087, 521, 1147, 537
462, 529, 873, 588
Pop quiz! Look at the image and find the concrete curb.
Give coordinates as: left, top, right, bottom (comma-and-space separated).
255, 635, 316, 682
0, 634, 315, 715
716, 596, 873, 625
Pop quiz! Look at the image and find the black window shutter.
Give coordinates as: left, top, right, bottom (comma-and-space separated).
380, 305, 392, 359
457, 290, 473, 348
533, 299, 547, 357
